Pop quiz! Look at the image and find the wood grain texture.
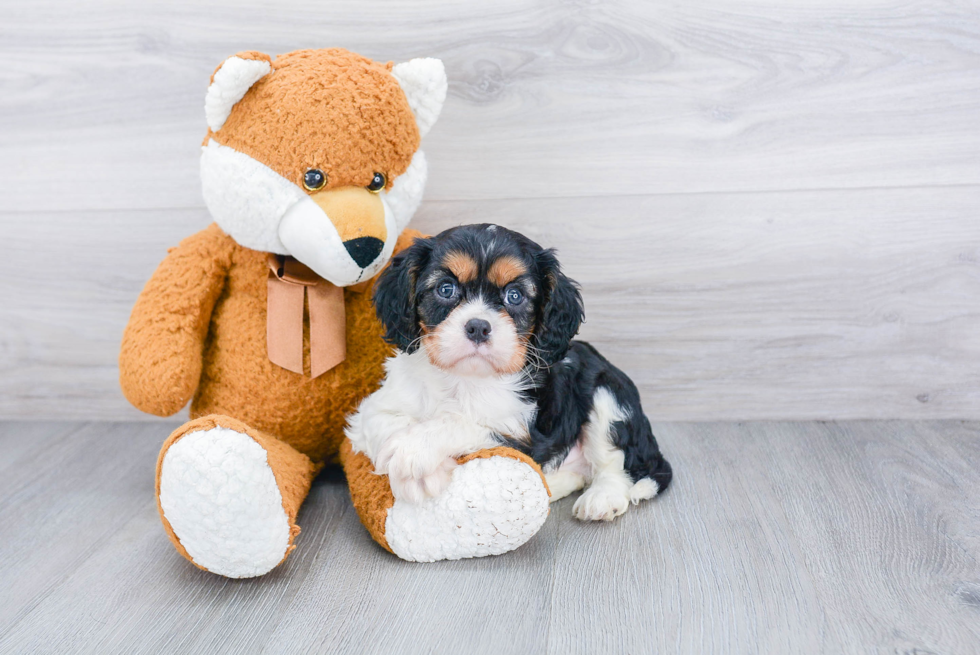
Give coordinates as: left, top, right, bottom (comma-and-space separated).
2, 186, 978, 420
1, 0, 979, 419
1, 420, 979, 654
2, 0, 979, 210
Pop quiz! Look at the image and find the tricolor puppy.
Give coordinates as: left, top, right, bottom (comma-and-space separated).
345, 224, 672, 520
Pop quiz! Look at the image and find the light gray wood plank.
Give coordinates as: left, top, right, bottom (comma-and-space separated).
0, 206, 208, 421
2, 420, 979, 654
261, 503, 558, 654
0, 421, 557, 654
0, 421, 177, 631
547, 422, 835, 654
547, 421, 980, 654
0, 422, 82, 475
754, 421, 980, 652
0, 470, 355, 654
901, 420, 980, 562
3, 185, 977, 420
420, 187, 980, 421
0, 0, 978, 212
3, 0, 979, 419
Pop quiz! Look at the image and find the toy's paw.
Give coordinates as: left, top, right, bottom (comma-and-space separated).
374, 435, 458, 504
572, 485, 631, 522
384, 454, 550, 562
158, 426, 291, 578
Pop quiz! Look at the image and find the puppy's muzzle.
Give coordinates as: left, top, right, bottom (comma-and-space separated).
465, 318, 492, 344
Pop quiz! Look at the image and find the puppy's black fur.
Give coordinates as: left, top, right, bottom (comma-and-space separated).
374, 224, 672, 493
525, 341, 672, 489
374, 224, 572, 359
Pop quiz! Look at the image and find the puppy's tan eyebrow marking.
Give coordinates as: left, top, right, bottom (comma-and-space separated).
488, 255, 527, 287
443, 251, 478, 283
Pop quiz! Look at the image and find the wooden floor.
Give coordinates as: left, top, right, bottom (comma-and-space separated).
2, 420, 979, 654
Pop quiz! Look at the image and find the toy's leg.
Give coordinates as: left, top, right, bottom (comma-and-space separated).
156, 415, 319, 578
341, 441, 551, 562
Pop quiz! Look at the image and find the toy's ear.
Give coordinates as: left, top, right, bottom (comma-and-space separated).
533, 249, 585, 367
392, 58, 448, 138
373, 237, 433, 353
205, 51, 273, 132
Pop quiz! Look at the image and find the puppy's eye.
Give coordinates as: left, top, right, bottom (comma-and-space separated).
504, 287, 524, 305
437, 281, 457, 299
303, 169, 326, 191
367, 172, 386, 193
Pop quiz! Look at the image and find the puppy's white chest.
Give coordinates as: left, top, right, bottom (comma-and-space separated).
374, 349, 536, 446
441, 377, 535, 435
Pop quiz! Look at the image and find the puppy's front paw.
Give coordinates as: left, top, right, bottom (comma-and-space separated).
388, 457, 457, 504
375, 439, 458, 504
421, 456, 458, 497
387, 474, 428, 505
572, 486, 630, 521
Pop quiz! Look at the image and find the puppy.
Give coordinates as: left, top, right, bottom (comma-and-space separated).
345, 224, 672, 520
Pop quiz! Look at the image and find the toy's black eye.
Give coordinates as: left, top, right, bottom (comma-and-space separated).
304, 169, 326, 191
437, 281, 457, 299
505, 287, 524, 305
367, 172, 386, 193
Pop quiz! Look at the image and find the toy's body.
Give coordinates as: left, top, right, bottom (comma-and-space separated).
121, 223, 413, 463
120, 48, 550, 577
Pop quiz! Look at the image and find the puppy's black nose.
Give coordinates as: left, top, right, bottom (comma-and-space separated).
465, 318, 492, 344
344, 237, 384, 268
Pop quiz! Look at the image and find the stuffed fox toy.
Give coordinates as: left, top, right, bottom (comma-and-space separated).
119, 48, 550, 577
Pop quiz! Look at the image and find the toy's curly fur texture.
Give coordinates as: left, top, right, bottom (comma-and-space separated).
156, 414, 320, 575
208, 49, 420, 194
121, 48, 549, 572
122, 225, 421, 464
340, 439, 396, 552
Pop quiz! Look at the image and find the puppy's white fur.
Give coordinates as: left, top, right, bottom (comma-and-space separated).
345, 341, 535, 504
351, 287, 658, 517
546, 387, 658, 521
424, 298, 523, 376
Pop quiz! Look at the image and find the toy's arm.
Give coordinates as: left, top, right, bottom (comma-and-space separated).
119, 223, 234, 416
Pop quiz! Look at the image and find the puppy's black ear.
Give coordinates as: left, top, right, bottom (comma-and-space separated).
373, 238, 432, 353
533, 248, 584, 366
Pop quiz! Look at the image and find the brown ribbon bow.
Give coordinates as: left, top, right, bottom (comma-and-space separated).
266, 254, 369, 378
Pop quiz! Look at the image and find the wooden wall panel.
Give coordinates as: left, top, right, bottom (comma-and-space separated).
1, 0, 978, 419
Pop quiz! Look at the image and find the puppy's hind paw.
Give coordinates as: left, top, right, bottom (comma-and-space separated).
572, 486, 630, 522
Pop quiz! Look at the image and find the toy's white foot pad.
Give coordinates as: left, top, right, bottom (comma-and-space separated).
385, 456, 550, 562
159, 427, 290, 578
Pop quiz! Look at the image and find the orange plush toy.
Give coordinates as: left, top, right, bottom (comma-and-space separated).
120, 48, 550, 577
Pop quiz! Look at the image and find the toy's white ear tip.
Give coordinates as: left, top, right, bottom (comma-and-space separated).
395, 57, 446, 81
205, 56, 271, 132
392, 57, 448, 138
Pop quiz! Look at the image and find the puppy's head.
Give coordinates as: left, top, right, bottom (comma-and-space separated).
373, 224, 584, 376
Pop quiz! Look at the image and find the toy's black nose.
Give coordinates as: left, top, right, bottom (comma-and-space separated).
344, 237, 384, 268
465, 318, 492, 344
